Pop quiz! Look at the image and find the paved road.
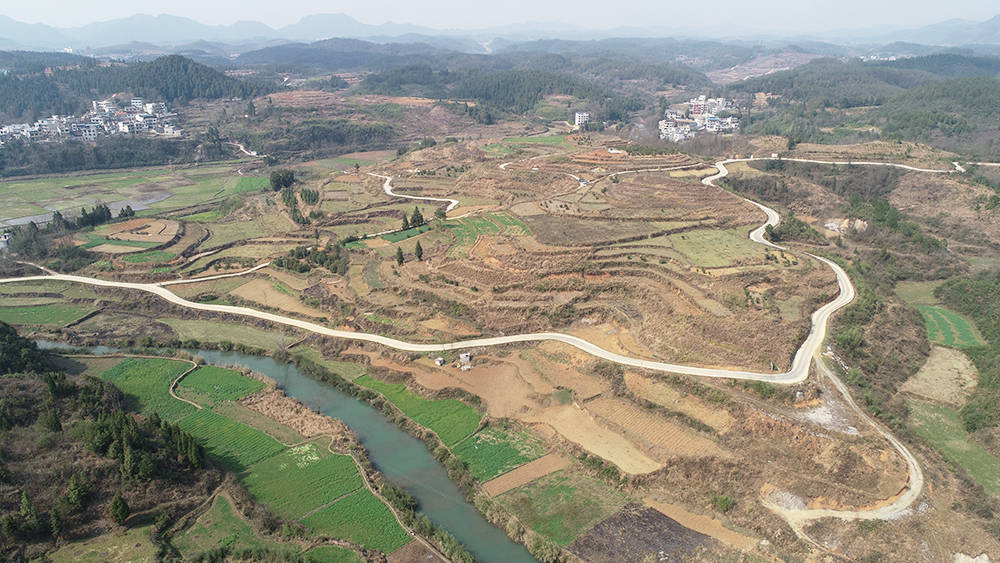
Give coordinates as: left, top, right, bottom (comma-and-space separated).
368, 173, 459, 212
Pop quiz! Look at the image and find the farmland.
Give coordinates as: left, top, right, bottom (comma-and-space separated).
301, 490, 411, 553
0, 304, 92, 327
121, 250, 176, 263
49, 525, 159, 563
178, 365, 265, 401
241, 444, 364, 519
909, 400, 1000, 496
171, 495, 295, 557
98, 357, 197, 422
453, 427, 548, 481
355, 375, 481, 446
497, 470, 628, 546
916, 305, 984, 349
178, 409, 286, 472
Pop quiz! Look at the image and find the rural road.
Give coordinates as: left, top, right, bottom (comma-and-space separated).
368, 173, 459, 212
1, 155, 944, 532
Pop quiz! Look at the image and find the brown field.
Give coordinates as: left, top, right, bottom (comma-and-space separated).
644, 499, 758, 552
481, 453, 572, 497
901, 346, 978, 406
586, 397, 730, 460
385, 539, 427, 563
568, 503, 712, 562
229, 278, 328, 319
106, 218, 180, 243
525, 405, 663, 474
624, 372, 735, 433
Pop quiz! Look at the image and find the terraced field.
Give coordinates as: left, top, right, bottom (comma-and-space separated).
301, 490, 411, 553
454, 427, 548, 481
0, 304, 93, 327
355, 375, 481, 446
98, 357, 197, 422
178, 409, 285, 472
917, 305, 984, 349
587, 397, 728, 458
178, 365, 265, 402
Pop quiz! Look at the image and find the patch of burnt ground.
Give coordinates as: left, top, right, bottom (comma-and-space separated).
568, 503, 711, 562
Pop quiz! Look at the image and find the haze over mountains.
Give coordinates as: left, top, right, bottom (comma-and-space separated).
1, 12, 999, 54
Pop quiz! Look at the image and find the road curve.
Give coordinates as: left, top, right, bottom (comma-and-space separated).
368, 173, 459, 212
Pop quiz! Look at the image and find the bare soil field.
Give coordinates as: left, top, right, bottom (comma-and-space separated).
525, 405, 663, 474
901, 346, 978, 406
241, 388, 352, 446
586, 397, 730, 460
481, 453, 572, 497
229, 278, 328, 319
644, 499, 758, 552
625, 372, 735, 433
567, 503, 712, 562
105, 218, 180, 243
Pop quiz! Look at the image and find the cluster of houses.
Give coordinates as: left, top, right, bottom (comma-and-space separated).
0, 97, 181, 146
658, 95, 740, 143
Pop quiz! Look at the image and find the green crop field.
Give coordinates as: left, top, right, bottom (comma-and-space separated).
122, 250, 176, 263
98, 358, 197, 422
242, 444, 363, 519
301, 490, 411, 553
381, 224, 431, 243
444, 220, 477, 257
497, 470, 628, 546
162, 318, 302, 350
909, 400, 1000, 496
304, 545, 363, 563
482, 143, 516, 156
917, 305, 984, 348
490, 212, 531, 234
355, 376, 480, 446
291, 346, 368, 380
454, 427, 548, 481
179, 410, 285, 472
463, 216, 500, 236
77, 233, 159, 249
503, 135, 573, 148
179, 365, 265, 402
173, 495, 294, 557
667, 228, 764, 268
0, 304, 92, 327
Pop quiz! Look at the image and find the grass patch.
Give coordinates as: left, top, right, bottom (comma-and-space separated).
497, 470, 628, 546
463, 216, 500, 236
179, 365, 265, 402
490, 212, 531, 234
178, 409, 285, 472
77, 234, 159, 249
667, 228, 763, 268
343, 240, 367, 250
381, 224, 431, 243
301, 490, 410, 553
917, 305, 984, 349
355, 375, 480, 446
303, 545, 363, 563
122, 250, 176, 263
161, 318, 301, 350
181, 210, 222, 222
98, 358, 197, 422
173, 495, 293, 557
444, 220, 477, 258
241, 443, 363, 519
234, 176, 269, 193
291, 347, 368, 381
0, 304, 92, 327
453, 427, 547, 481
49, 525, 158, 562
909, 400, 1000, 496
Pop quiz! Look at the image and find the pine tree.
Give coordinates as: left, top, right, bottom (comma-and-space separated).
396, 247, 404, 266
109, 492, 129, 525
247, 100, 256, 117
50, 504, 65, 539
20, 491, 39, 533
410, 206, 424, 226
402, 215, 410, 230
415, 241, 423, 261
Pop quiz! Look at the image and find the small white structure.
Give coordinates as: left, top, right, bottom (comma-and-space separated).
574, 112, 591, 127
459, 352, 472, 364
434, 357, 445, 367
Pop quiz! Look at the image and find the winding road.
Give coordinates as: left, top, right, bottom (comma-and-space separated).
1, 154, 954, 535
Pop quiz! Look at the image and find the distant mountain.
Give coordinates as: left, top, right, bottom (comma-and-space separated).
901, 15, 1000, 45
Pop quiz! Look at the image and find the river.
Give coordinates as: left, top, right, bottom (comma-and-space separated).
38, 343, 536, 562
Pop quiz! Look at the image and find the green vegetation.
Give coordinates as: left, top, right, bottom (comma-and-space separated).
172, 495, 291, 557
382, 224, 431, 243
909, 400, 1000, 496
241, 444, 363, 519
355, 375, 480, 446
162, 318, 300, 350
497, 470, 627, 546
179, 365, 265, 401
121, 250, 176, 263
303, 545, 363, 563
765, 213, 827, 244
453, 427, 547, 481
917, 305, 984, 349
181, 210, 222, 222
301, 491, 411, 553
667, 228, 763, 268
49, 525, 159, 562
936, 273, 1000, 432
490, 212, 532, 234
0, 304, 92, 327
178, 409, 285, 472
99, 357, 197, 422
77, 234, 159, 249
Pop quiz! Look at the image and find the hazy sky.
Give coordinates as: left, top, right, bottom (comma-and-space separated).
5, 0, 998, 32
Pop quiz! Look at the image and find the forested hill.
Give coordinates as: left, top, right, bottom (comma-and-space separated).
0, 54, 274, 121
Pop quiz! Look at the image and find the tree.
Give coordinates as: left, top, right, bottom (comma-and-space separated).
247, 100, 256, 117
354, 162, 360, 173
42, 408, 61, 432
434, 208, 447, 220
20, 491, 39, 533
415, 241, 423, 261
50, 504, 66, 539
269, 169, 294, 191
109, 492, 129, 525
396, 247, 404, 266
401, 215, 410, 230
118, 205, 135, 219
410, 206, 424, 227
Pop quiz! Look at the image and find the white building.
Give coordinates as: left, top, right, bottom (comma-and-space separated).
574, 111, 591, 127
130, 97, 144, 108
144, 102, 168, 115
